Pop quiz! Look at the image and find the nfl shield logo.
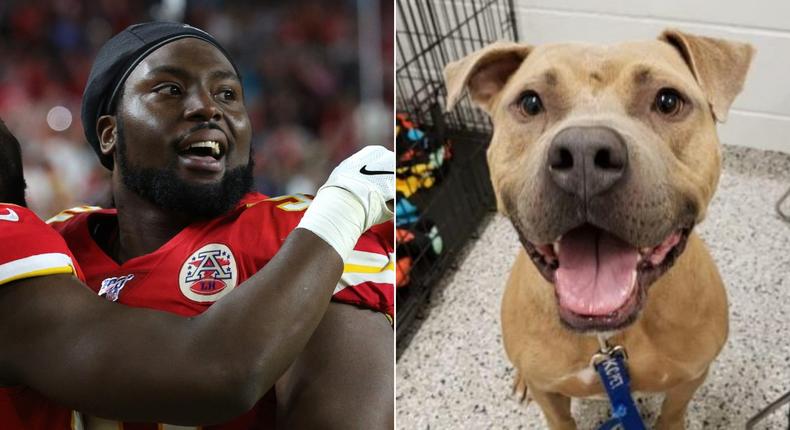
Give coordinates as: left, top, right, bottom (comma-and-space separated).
98, 274, 135, 302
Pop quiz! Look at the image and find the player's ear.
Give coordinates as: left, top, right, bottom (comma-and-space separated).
97, 115, 118, 157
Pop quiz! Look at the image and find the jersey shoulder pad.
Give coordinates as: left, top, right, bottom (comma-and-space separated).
46, 206, 103, 226
246, 193, 314, 213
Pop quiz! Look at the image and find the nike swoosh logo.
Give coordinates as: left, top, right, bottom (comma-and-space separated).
0, 208, 19, 222
359, 165, 394, 175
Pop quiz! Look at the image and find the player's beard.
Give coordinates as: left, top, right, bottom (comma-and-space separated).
115, 117, 254, 219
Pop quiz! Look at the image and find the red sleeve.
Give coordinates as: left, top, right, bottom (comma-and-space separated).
333, 220, 395, 319
0, 204, 81, 285
243, 195, 395, 319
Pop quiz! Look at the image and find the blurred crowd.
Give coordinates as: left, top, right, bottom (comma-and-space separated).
0, 0, 393, 218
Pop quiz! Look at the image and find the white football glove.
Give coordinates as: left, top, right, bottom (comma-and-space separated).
320, 145, 394, 227
297, 145, 394, 259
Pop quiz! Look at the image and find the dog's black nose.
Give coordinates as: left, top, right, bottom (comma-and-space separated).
547, 126, 628, 198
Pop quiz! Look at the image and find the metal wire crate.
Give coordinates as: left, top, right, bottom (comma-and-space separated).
395, 0, 518, 343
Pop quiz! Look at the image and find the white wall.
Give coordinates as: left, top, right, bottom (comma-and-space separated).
513, 0, 790, 153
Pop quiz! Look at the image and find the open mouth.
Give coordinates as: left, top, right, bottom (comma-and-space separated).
178, 140, 226, 160
177, 140, 228, 174
524, 223, 691, 332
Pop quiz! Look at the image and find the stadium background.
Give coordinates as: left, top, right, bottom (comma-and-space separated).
0, 0, 393, 218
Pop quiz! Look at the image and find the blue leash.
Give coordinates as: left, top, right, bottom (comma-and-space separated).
592, 338, 646, 430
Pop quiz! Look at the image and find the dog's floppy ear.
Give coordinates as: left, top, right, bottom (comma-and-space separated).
443, 41, 531, 113
660, 29, 754, 122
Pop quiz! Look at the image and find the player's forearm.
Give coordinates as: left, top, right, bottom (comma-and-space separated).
0, 250, 341, 425
187, 228, 344, 403
0, 275, 259, 424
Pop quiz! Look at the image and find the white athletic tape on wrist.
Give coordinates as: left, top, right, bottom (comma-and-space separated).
296, 187, 366, 260
319, 181, 392, 232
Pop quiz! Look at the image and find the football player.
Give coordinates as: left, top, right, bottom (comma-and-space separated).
48, 22, 394, 429
0, 99, 392, 429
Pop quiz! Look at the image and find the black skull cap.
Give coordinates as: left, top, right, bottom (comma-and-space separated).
81, 21, 240, 170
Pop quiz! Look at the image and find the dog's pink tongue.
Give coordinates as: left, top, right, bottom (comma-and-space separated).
555, 226, 639, 316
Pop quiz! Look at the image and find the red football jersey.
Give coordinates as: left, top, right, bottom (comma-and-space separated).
0, 203, 83, 430
49, 192, 395, 429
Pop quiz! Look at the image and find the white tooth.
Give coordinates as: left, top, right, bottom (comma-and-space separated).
188, 141, 219, 149
553, 242, 560, 255
187, 141, 221, 156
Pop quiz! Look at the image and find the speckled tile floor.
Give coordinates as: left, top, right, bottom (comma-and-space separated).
396, 145, 790, 429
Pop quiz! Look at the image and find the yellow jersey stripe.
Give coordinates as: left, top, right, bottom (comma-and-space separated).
0, 253, 75, 286
0, 266, 74, 286
343, 261, 395, 273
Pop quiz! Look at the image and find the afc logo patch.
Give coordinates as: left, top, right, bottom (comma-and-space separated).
179, 243, 238, 303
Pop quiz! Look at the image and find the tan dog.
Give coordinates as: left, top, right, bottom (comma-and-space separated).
444, 30, 753, 429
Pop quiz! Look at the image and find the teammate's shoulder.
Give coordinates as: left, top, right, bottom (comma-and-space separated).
46, 206, 111, 237
0, 204, 78, 285
0, 204, 52, 235
0, 203, 37, 224
46, 205, 106, 226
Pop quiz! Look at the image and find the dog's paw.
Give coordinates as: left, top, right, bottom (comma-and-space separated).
512, 372, 532, 405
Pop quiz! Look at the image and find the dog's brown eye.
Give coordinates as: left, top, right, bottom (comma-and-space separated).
518, 91, 543, 116
655, 88, 684, 116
